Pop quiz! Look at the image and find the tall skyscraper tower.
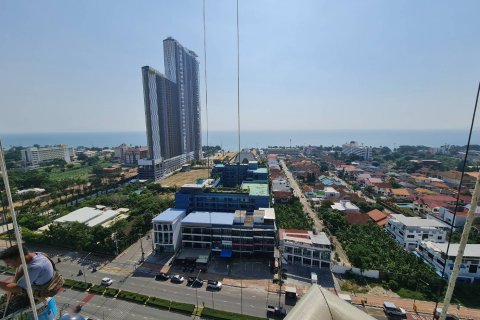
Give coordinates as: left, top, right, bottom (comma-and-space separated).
138, 38, 201, 180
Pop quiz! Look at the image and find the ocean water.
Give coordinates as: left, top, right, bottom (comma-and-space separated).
0, 129, 478, 151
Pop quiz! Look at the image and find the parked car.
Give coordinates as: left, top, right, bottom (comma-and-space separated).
171, 275, 185, 283
434, 308, 459, 320
207, 280, 222, 290
155, 272, 170, 281
383, 301, 406, 318
100, 277, 113, 286
266, 305, 286, 318
189, 278, 203, 287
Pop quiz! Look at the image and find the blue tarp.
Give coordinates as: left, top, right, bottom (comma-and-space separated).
220, 249, 232, 258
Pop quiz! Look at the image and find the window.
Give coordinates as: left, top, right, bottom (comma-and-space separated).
407, 235, 414, 239
469, 264, 478, 274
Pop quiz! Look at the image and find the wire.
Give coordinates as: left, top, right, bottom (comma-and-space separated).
0, 140, 39, 320
203, 0, 210, 179
434, 81, 480, 316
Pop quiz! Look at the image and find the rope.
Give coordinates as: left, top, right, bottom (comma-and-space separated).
235, 0, 243, 314
0, 140, 39, 320
437, 81, 480, 320
203, 0, 210, 179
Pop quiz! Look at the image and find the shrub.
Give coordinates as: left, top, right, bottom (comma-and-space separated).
169, 301, 194, 314
89, 285, 106, 295
201, 307, 266, 320
146, 297, 171, 310
103, 287, 119, 297
116, 291, 149, 304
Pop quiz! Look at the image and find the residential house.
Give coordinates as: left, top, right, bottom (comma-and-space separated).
386, 214, 449, 251
367, 209, 388, 227
279, 229, 331, 269
331, 200, 360, 214
416, 241, 480, 283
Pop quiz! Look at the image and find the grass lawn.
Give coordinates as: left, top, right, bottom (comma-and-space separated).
160, 169, 210, 187
44, 160, 113, 181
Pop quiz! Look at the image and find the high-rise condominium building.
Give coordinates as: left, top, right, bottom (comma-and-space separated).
139, 37, 201, 180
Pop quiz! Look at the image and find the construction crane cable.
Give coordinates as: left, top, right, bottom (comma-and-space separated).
0, 140, 39, 320
437, 81, 480, 320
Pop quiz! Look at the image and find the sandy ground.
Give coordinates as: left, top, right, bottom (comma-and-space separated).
160, 169, 210, 187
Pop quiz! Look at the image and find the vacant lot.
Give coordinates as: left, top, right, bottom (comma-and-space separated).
160, 169, 210, 187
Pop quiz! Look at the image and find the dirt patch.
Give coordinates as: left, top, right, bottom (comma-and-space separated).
160, 169, 210, 187
368, 286, 399, 298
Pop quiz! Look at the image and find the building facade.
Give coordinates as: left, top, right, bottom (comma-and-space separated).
21, 145, 71, 167
152, 208, 187, 253
180, 209, 276, 257
341, 141, 372, 161
416, 241, 480, 283
279, 229, 331, 269
174, 181, 270, 213
139, 37, 201, 180
386, 214, 449, 251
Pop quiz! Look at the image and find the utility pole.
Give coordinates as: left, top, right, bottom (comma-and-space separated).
138, 233, 145, 263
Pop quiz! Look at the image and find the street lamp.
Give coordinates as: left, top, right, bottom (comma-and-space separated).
81, 252, 92, 283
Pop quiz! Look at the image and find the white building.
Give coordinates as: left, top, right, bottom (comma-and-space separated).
331, 200, 360, 214
386, 214, 449, 251
341, 141, 372, 161
323, 187, 340, 200
48, 206, 128, 228
21, 145, 71, 167
279, 229, 331, 269
152, 208, 187, 253
416, 241, 480, 283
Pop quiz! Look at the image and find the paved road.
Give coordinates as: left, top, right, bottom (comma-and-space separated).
280, 159, 350, 267
55, 256, 282, 319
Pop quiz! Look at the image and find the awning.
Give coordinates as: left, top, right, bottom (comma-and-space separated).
220, 249, 232, 258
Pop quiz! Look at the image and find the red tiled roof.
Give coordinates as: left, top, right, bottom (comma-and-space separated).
367, 209, 387, 222
273, 191, 292, 199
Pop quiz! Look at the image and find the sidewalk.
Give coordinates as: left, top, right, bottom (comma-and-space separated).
349, 293, 479, 320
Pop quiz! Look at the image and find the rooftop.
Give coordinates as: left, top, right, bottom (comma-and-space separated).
152, 208, 186, 223
86, 209, 121, 227
55, 207, 103, 224
423, 241, 480, 258
241, 183, 269, 196
279, 229, 331, 246
390, 214, 448, 228
182, 211, 234, 226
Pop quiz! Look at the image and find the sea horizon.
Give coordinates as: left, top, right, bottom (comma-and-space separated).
1, 129, 478, 151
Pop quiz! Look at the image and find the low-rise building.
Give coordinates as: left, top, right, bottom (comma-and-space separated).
180, 208, 276, 257
47, 206, 128, 229
367, 209, 388, 227
279, 229, 331, 269
152, 208, 187, 253
323, 187, 340, 200
330, 200, 360, 214
416, 241, 480, 283
386, 214, 449, 251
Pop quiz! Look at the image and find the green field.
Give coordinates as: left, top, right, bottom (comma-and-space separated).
44, 160, 113, 181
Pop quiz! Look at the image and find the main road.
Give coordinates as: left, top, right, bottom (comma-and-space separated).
55, 256, 281, 319
280, 159, 350, 266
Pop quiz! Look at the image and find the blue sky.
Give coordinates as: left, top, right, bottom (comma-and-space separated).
0, 0, 479, 133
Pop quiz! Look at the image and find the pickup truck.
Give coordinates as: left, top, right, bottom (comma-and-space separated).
266, 305, 286, 318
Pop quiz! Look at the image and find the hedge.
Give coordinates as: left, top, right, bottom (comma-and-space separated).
63, 278, 76, 288
116, 290, 149, 304
69, 279, 92, 291
169, 301, 195, 314
89, 285, 106, 295
146, 297, 171, 310
201, 308, 266, 320
104, 287, 119, 297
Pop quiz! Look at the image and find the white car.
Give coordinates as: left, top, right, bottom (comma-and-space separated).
171, 275, 185, 283
101, 277, 113, 286
383, 301, 406, 317
207, 280, 222, 290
